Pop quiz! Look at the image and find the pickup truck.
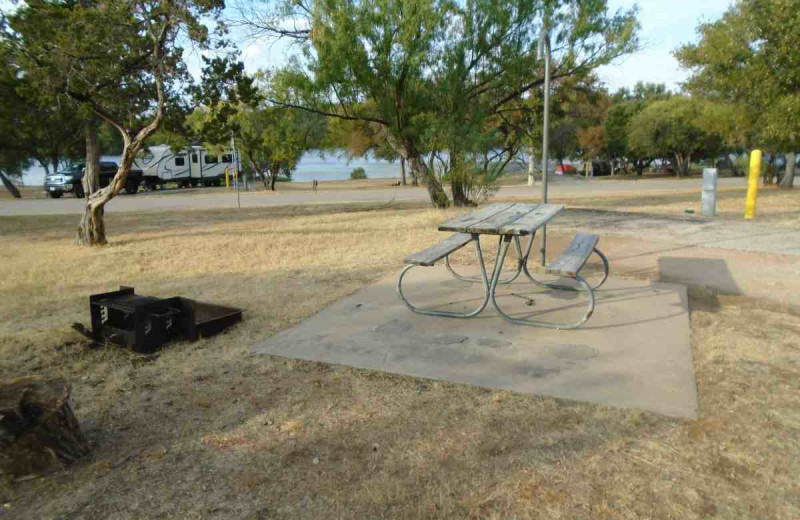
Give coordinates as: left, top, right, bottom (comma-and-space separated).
44, 161, 143, 198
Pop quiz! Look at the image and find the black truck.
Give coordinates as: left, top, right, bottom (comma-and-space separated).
44, 161, 143, 198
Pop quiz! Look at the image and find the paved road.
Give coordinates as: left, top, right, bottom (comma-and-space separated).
0, 176, 747, 216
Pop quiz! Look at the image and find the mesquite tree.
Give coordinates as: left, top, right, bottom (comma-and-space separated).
6, 0, 224, 245
233, 0, 639, 207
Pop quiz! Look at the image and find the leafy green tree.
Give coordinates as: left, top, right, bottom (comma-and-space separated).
5, 0, 224, 245
243, 0, 639, 207
675, 0, 800, 188
237, 103, 322, 190
0, 38, 86, 197
0, 42, 31, 198
602, 82, 671, 175
628, 96, 723, 177
190, 60, 322, 191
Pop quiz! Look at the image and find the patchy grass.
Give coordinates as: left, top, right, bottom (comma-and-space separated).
500, 185, 800, 228
1, 202, 799, 519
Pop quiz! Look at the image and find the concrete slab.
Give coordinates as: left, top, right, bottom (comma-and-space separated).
252, 268, 698, 418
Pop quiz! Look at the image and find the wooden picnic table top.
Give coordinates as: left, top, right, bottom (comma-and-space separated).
438, 202, 564, 236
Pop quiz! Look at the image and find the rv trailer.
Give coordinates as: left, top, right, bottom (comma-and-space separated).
135, 145, 236, 189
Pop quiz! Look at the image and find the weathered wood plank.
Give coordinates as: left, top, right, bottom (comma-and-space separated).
467, 203, 539, 234
405, 233, 473, 266
499, 204, 565, 236
546, 232, 599, 277
437, 203, 514, 233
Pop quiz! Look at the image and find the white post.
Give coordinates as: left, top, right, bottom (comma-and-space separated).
527, 142, 536, 186
701, 168, 718, 216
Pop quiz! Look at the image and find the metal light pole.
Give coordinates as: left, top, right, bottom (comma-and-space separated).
538, 27, 551, 266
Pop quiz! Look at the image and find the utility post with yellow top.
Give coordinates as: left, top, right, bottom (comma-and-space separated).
744, 150, 761, 219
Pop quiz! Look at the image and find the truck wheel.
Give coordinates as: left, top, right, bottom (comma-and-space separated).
190, 179, 198, 187
213, 178, 221, 187
50, 191, 63, 199
74, 184, 85, 198
125, 179, 140, 195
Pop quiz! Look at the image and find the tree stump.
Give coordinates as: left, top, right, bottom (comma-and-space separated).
0, 377, 91, 477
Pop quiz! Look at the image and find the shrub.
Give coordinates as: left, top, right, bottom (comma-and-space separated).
350, 167, 367, 180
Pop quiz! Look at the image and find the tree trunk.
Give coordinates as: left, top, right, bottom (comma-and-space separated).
270, 172, 277, 191
400, 157, 407, 186
674, 153, 690, 178
527, 143, 536, 186
409, 154, 449, 208
764, 153, 776, 185
76, 137, 141, 246
780, 151, 796, 189
76, 122, 105, 246
0, 377, 91, 477
449, 152, 470, 207
84, 122, 102, 195
248, 157, 269, 191
0, 170, 21, 198
386, 133, 448, 207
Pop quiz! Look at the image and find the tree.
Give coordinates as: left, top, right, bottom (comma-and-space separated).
675, 0, 800, 188
6, 0, 224, 245
601, 82, 671, 176
190, 59, 323, 191
0, 42, 30, 198
0, 38, 86, 197
237, 103, 322, 190
240, 0, 639, 207
628, 96, 723, 177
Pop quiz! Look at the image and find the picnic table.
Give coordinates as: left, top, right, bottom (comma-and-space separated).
397, 203, 609, 329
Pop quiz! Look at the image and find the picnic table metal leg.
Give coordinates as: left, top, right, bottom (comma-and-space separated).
522, 245, 610, 291
489, 235, 596, 330
445, 235, 530, 285
397, 235, 492, 318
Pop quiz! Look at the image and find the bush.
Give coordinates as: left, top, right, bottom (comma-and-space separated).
350, 167, 367, 180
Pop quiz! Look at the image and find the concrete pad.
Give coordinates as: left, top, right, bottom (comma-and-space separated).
252, 268, 697, 418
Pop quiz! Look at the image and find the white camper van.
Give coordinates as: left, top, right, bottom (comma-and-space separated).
136, 144, 236, 189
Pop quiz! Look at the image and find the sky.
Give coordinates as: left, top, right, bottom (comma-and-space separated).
595, 0, 734, 91
229, 0, 736, 93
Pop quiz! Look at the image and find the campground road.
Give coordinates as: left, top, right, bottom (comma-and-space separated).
0, 176, 748, 216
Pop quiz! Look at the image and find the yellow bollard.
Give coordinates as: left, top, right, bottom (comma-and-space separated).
224, 167, 230, 189
744, 150, 761, 219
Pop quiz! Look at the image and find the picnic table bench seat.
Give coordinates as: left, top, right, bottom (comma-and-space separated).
405, 233, 473, 267
546, 232, 600, 278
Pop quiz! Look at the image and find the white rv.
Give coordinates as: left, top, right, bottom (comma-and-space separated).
135, 144, 236, 188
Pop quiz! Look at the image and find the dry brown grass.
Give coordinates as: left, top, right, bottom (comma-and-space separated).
1, 202, 799, 519
495, 185, 800, 228
0, 185, 49, 200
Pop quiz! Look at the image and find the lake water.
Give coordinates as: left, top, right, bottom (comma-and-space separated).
20, 150, 402, 185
